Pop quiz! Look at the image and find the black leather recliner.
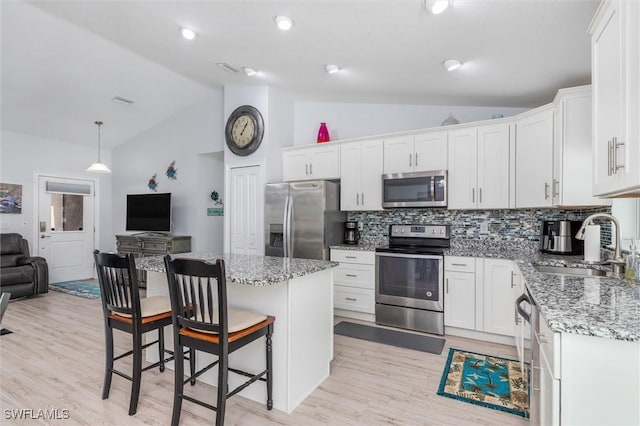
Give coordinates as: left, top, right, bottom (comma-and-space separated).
0, 233, 48, 299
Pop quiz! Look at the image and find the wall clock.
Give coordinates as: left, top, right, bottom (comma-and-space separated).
225, 105, 264, 156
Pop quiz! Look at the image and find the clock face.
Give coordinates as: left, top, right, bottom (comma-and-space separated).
225, 105, 264, 156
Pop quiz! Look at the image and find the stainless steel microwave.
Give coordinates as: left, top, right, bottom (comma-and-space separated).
381, 170, 447, 208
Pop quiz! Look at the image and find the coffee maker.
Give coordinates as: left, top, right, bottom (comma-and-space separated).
540, 220, 584, 255
344, 221, 360, 245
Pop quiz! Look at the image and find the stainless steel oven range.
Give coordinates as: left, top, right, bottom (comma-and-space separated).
375, 224, 449, 335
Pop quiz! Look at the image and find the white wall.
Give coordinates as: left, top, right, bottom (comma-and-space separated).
111, 90, 225, 253
293, 101, 529, 145
0, 129, 113, 252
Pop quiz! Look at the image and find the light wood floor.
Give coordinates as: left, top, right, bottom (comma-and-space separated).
1, 289, 527, 425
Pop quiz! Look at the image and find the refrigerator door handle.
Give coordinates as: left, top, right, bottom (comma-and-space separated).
283, 194, 290, 258
286, 194, 294, 258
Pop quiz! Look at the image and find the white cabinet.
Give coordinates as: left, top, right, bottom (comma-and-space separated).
383, 131, 447, 173
444, 256, 476, 329
553, 86, 611, 207
591, 0, 640, 197
282, 144, 340, 182
340, 140, 384, 211
330, 249, 375, 320
448, 123, 510, 210
515, 106, 554, 208
482, 258, 522, 337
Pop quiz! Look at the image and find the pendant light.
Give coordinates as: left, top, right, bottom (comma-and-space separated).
86, 121, 111, 173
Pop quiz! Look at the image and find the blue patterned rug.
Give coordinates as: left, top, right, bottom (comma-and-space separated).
49, 281, 101, 299
437, 348, 529, 418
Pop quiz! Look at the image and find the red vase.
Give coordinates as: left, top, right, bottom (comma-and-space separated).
317, 122, 330, 143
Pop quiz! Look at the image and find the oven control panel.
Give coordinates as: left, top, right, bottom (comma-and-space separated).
390, 224, 449, 238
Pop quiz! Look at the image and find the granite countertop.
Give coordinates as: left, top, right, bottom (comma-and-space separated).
447, 239, 640, 342
136, 252, 338, 286
330, 241, 387, 251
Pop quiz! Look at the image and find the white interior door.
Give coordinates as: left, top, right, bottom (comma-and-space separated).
38, 176, 95, 283
229, 165, 262, 255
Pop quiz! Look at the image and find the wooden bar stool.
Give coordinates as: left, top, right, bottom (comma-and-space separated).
164, 256, 275, 426
93, 250, 175, 415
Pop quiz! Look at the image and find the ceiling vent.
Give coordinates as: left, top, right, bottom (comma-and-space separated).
112, 96, 134, 105
216, 62, 240, 73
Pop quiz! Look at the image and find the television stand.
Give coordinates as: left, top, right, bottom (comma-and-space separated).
115, 234, 192, 287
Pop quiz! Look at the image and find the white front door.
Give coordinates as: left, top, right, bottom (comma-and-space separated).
229, 165, 262, 255
37, 176, 95, 283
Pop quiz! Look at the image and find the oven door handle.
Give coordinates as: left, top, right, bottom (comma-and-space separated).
515, 293, 531, 324
375, 252, 443, 260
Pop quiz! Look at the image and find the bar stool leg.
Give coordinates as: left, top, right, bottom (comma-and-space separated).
102, 325, 114, 399
171, 340, 185, 426
158, 327, 165, 372
129, 332, 143, 415
266, 326, 273, 410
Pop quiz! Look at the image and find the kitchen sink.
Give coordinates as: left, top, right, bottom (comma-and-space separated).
534, 265, 607, 277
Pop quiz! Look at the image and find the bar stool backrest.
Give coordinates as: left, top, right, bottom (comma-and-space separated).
93, 250, 142, 322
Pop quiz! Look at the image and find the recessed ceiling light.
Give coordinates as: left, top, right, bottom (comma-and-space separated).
180, 27, 197, 40
443, 59, 463, 71
425, 0, 450, 15
325, 64, 340, 74
274, 16, 294, 31
243, 67, 258, 77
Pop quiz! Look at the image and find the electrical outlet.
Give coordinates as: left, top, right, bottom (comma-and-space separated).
480, 221, 489, 234
357, 222, 363, 231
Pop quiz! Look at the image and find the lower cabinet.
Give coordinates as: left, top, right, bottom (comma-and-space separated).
444, 256, 522, 339
330, 249, 375, 320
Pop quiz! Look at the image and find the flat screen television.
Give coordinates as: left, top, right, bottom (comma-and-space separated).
126, 193, 172, 233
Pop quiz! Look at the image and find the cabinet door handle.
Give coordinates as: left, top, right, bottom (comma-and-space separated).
409, 153, 412, 167
607, 139, 613, 176
445, 278, 449, 294
310, 163, 313, 175
305, 164, 309, 175
614, 137, 625, 173
345, 255, 357, 259
345, 297, 357, 302
356, 193, 360, 205
451, 263, 467, 267
544, 182, 550, 199
472, 188, 475, 203
361, 192, 364, 205
510, 271, 515, 288
479, 188, 482, 203
553, 179, 560, 198
415, 153, 419, 167
345, 274, 358, 278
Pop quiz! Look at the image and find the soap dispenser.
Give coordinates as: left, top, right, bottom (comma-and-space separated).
624, 239, 637, 280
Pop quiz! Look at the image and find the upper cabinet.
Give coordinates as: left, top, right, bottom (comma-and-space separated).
282, 144, 340, 182
448, 123, 510, 210
590, 0, 640, 196
383, 131, 448, 174
515, 106, 555, 208
340, 140, 384, 211
553, 86, 610, 207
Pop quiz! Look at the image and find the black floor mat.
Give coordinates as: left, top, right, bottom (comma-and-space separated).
334, 321, 445, 354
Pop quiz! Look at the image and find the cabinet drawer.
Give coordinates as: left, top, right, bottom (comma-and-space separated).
334, 264, 374, 289
117, 240, 140, 250
334, 286, 375, 314
330, 249, 375, 265
142, 241, 169, 252
445, 256, 475, 273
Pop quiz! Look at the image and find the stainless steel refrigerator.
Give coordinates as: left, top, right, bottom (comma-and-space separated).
265, 181, 346, 260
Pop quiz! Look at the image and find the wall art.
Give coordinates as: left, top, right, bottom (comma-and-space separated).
0, 182, 22, 214
148, 174, 158, 192
166, 161, 177, 180
210, 190, 223, 205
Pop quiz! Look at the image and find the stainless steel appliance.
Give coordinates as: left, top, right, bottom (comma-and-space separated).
381, 170, 447, 208
516, 290, 537, 424
540, 220, 584, 255
343, 221, 360, 245
375, 224, 449, 335
265, 181, 346, 260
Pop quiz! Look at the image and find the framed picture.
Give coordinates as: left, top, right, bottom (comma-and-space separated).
0, 183, 22, 214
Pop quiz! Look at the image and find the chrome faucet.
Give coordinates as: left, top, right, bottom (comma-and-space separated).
575, 213, 625, 276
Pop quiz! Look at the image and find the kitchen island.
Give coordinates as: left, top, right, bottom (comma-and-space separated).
136, 252, 338, 414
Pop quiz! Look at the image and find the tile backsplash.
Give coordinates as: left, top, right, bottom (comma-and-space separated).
347, 206, 612, 246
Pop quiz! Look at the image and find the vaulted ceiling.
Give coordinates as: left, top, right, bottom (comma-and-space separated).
1, 0, 599, 148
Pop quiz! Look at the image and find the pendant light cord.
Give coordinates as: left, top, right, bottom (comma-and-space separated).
95, 120, 103, 162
